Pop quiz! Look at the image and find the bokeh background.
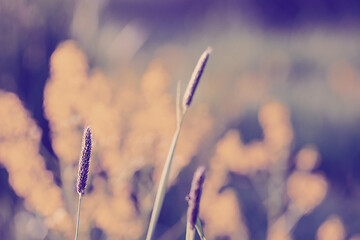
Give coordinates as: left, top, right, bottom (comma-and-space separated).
1, 0, 360, 239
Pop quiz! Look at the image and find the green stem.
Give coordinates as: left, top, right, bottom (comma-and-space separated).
75, 195, 82, 240
145, 115, 185, 240
195, 217, 206, 240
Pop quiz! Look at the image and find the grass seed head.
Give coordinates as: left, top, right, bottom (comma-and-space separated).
77, 127, 92, 196
187, 166, 206, 230
182, 47, 212, 113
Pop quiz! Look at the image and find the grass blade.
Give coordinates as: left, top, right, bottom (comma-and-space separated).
186, 220, 195, 240
176, 80, 182, 126
145, 122, 183, 240
195, 217, 206, 240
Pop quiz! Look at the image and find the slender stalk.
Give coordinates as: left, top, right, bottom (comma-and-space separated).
176, 80, 182, 126
186, 220, 195, 240
146, 47, 211, 240
195, 217, 207, 240
75, 195, 82, 240
145, 116, 185, 240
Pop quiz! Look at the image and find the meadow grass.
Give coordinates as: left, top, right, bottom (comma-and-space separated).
145, 47, 212, 240
72, 48, 212, 240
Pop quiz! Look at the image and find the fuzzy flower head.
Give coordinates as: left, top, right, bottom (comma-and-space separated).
77, 127, 92, 196
182, 47, 212, 113
187, 166, 206, 230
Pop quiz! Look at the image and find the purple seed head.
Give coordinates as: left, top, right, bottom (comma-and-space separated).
187, 166, 206, 230
77, 127, 92, 196
182, 47, 212, 112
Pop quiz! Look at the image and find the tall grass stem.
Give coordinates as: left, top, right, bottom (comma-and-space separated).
176, 80, 182, 126
186, 220, 195, 240
146, 47, 211, 240
75, 195, 82, 240
145, 116, 184, 240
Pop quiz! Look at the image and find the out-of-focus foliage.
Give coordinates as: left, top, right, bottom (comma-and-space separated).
0, 41, 213, 239
202, 101, 329, 239
316, 215, 345, 240
0, 58, 337, 239
0, 93, 72, 239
